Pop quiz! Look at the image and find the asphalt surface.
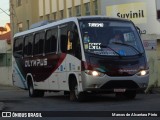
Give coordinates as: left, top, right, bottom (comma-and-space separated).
0, 84, 160, 111
0, 85, 19, 111
0, 85, 160, 120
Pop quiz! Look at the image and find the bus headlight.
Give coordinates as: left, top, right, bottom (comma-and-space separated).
137, 70, 149, 76
85, 70, 105, 77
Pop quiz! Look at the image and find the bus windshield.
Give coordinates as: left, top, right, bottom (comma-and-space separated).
79, 19, 144, 56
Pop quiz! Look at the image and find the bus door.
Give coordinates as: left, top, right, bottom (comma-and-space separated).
45, 28, 59, 90
57, 25, 68, 90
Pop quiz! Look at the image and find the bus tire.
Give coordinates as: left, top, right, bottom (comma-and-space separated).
70, 84, 85, 102
69, 77, 85, 102
28, 80, 44, 97
124, 91, 136, 99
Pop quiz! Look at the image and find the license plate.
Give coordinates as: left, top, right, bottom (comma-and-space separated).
114, 88, 126, 93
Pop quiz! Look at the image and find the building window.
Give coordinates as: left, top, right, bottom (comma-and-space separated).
85, 3, 90, 15
40, 16, 43, 21
27, 20, 29, 30
0, 54, 11, 66
17, 0, 22, 7
93, 0, 98, 15
46, 14, 50, 21
60, 10, 64, 19
68, 8, 72, 17
18, 23, 23, 32
75, 5, 81, 16
53, 12, 57, 20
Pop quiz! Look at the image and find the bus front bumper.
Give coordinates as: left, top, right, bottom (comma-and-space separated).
81, 72, 149, 93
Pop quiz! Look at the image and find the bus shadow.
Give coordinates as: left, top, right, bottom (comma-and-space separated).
43, 93, 144, 103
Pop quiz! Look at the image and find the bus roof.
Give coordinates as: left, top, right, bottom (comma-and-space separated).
14, 16, 131, 38
77, 16, 131, 21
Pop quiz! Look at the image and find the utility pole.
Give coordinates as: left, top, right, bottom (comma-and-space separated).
10, 0, 15, 37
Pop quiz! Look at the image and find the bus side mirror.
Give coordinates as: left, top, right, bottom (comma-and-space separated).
136, 26, 141, 35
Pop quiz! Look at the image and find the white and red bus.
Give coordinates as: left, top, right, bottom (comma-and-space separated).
12, 16, 149, 101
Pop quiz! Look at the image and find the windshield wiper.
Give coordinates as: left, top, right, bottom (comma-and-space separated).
100, 45, 122, 58
112, 42, 142, 56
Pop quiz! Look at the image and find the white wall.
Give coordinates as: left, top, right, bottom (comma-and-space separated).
0, 40, 12, 86
0, 67, 12, 85
142, 35, 160, 89
103, 0, 160, 35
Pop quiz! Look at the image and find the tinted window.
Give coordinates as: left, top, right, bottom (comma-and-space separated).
79, 20, 144, 56
24, 35, 33, 57
67, 22, 82, 59
14, 37, 23, 56
45, 28, 58, 53
34, 32, 45, 55
60, 25, 68, 53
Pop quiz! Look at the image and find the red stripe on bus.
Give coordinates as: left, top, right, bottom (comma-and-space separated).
51, 53, 66, 73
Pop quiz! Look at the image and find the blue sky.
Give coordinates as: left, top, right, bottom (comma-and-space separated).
0, 0, 10, 26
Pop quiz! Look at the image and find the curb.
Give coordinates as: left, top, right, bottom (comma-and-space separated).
0, 102, 5, 111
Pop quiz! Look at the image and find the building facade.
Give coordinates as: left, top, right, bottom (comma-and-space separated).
10, 0, 160, 89
0, 23, 12, 85
10, 0, 39, 35
10, 0, 99, 35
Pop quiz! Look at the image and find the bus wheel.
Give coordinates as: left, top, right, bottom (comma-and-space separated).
28, 80, 44, 97
70, 84, 85, 102
123, 91, 136, 99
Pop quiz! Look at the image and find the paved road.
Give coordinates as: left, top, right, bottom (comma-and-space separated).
0, 85, 160, 120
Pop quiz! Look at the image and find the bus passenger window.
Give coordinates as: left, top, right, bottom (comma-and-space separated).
24, 35, 33, 57
34, 32, 45, 55
14, 37, 23, 57
60, 26, 68, 53
45, 28, 57, 53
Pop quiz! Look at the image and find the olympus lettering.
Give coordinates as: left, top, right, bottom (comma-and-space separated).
25, 58, 47, 67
